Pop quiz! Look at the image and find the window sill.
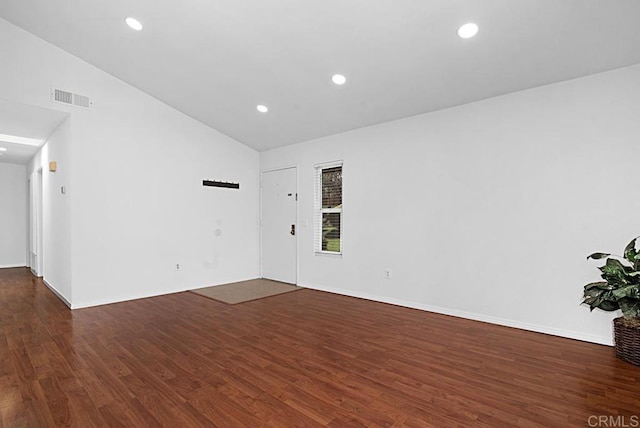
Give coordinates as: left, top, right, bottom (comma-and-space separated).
315, 251, 342, 258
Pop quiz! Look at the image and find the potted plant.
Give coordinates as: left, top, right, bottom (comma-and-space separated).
582, 236, 640, 366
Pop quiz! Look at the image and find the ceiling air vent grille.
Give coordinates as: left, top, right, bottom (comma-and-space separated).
54, 89, 73, 104
73, 93, 91, 109
52, 87, 92, 110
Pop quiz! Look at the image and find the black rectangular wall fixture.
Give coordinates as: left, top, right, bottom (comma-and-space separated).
203, 180, 240, 189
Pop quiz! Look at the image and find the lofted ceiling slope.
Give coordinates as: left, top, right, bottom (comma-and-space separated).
1, 0, 640, 151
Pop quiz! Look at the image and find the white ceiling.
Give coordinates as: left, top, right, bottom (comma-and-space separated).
1, 1, 640, 151
0, 100, 69, 165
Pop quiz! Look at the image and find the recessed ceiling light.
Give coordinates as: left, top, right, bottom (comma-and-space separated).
458, 23, 479, 39
332, 74, 347, 85
256, 105, 269, 113
125, 17, 143, 31
0, 133, 44, 146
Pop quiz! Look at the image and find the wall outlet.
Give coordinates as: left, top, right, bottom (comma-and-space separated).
385, 269, 391, 279
176, 264, 180, 270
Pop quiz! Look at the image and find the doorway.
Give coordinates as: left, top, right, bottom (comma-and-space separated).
261, 167, 297, 284
28, 168, 43, 277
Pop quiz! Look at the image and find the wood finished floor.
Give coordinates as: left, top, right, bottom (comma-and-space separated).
1, 268, 639, 427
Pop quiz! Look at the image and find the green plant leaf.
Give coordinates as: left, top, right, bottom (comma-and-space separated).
583, 291, 620, 311
583, 238, 640, 316
583, 288, 604, 299
603, 258, 627, 272
624, 238, 638, 263
598, 300, 619, 311
590, 295, 608, 311
599, 258, 632, 285
618, 298, 640, 319
612, 285, 640, 300
584, 281, 612, 291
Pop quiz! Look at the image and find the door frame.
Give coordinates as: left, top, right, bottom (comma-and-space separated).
260, 165, 298, 284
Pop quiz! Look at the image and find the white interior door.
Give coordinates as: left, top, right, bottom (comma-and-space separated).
261, 167, 297, 284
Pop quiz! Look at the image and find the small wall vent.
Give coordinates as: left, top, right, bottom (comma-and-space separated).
52, 87, 92, 110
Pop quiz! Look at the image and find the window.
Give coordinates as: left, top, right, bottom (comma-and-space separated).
315, 162, 343, 254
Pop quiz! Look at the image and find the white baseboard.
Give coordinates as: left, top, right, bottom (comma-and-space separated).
70, 276, 261, 309
42, 279, 72, 308
71, 289, 183, 310
63, 278, 613, 346
0, 264, 27, 269
300, 283, 614, 347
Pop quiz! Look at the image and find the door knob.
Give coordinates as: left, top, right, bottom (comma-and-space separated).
290, 224, 296, 236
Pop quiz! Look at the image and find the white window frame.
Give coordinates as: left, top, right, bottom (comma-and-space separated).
314, 161, 343, 256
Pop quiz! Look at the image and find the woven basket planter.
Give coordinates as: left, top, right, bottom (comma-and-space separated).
613, 317, 640, 366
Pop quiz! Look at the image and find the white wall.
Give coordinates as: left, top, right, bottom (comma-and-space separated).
0, 17, 260, 308
0, 163, 27, 268
28, 117, 72, 303
261, 64, 640, 346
